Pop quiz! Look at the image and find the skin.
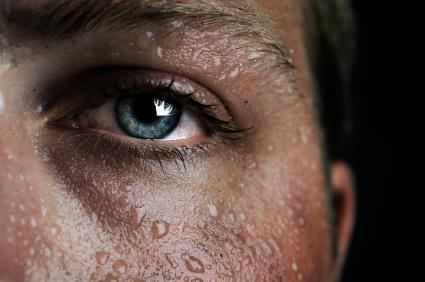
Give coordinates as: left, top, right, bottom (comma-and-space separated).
0, 0, 355, 281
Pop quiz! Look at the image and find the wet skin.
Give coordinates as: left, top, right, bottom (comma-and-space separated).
0, 0, 354, 281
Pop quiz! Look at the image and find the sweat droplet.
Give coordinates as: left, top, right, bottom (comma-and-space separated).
207, 204, 218, 218
170, 20, 183, 28
0, 91, 4, 115
112, 259, 128, 275
96, 251, 111, 265
130, 206, 147, 229
157, 47, 163, 58
292, 261, 298, 272
181, 253, 205, 273
248, 52, 262, 60
151, 220, 169, 239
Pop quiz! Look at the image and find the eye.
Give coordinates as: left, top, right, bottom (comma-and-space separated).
48, 69, 247, 146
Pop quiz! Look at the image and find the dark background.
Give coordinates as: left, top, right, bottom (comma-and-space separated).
341, 1, 399, 281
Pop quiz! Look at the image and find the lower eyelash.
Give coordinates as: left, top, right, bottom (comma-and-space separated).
58, 128, 223, 173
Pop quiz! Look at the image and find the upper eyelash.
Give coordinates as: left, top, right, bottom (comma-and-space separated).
110, 77, 254, 141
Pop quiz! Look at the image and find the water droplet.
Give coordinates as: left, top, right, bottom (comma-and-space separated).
165, 253, 179, 269
96, 251, 111, 265
0, 91, 4, 115
9, 215, 16, 223
157, 47, 163, 58
130, 206, 147, 229
181, 253, 205, 273
207, 204, 218, 218
112, 259, 128, 275
151, 220, 169, 239
248, 52, 262, 60
292, 261, 298, 272
170, 20, 183, 28
30, 217, 37, 228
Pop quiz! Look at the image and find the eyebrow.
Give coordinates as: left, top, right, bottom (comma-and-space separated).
1, 0, 294, 70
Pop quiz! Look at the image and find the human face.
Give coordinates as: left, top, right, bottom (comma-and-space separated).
0, 0, 354, 281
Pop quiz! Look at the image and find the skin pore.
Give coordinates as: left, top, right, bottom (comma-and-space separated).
0, 0, 355, 281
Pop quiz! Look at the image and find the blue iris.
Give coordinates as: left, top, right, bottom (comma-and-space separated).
115, 95, 182, 139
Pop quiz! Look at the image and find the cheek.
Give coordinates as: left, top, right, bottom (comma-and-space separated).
217, 156, 332, 281
1, 116, 332, 281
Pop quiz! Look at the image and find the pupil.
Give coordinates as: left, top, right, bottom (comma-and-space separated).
133, 96, 161, 124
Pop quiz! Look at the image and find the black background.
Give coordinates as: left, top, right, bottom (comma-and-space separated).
341, 1, 399, 281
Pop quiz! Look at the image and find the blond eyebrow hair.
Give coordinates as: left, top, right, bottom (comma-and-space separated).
1, 0, 294, 70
